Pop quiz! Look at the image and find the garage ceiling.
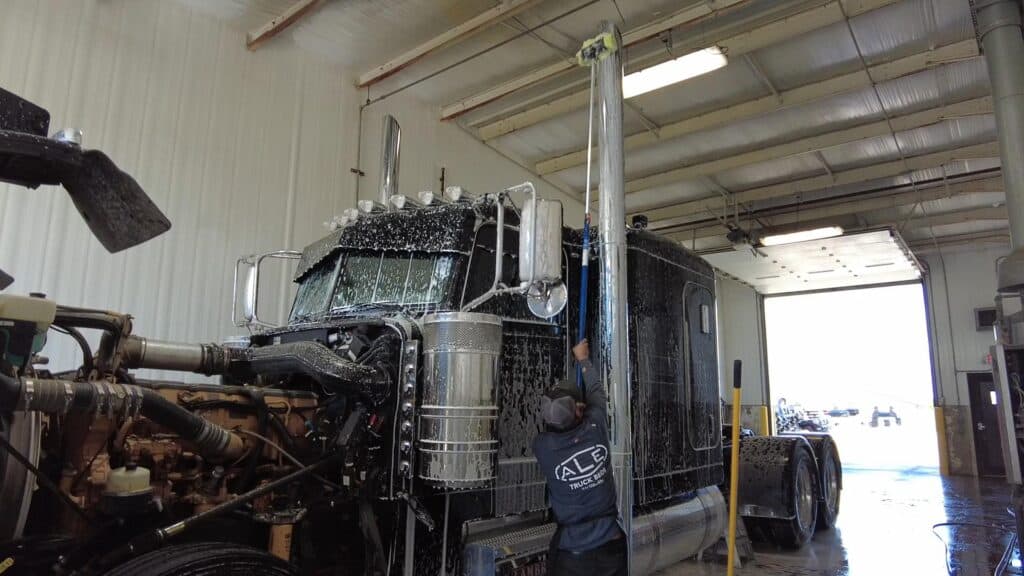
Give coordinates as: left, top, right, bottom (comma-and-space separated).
703, 228, 922, 293
182, 0, 1009, 260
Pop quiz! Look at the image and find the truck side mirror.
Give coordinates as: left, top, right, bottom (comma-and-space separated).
518, 189, 566, 319
519, 198, 563, 285
232, 250, 302, 330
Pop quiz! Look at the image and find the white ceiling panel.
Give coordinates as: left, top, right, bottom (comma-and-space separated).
715, 154, 827, 192
618, 87, 885, 182
752, 21, 862, 91
895, 115, 997, 157
849, 0, 938, 62
626, 179, 715, 213
626, 61, 770, 125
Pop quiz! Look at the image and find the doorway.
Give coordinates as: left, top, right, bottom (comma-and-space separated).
763, 283, 939, 471
967, 372, 1006, 478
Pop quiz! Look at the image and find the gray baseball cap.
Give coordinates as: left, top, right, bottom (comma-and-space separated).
541, 381, 582, 430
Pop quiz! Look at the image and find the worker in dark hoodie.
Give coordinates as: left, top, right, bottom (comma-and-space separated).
533, 339, 626, 576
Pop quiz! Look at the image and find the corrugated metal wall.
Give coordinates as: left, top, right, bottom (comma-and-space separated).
0, 0, 361, 371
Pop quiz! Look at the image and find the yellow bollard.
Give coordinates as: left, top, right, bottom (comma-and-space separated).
727, 360, 743, 576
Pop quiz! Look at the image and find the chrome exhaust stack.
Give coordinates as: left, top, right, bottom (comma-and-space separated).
379, 114, 401, 205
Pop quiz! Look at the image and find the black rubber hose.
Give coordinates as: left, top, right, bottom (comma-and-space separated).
0, 371, 19, 409
1, 376, 243, 460
52, 324, 94, 375
138, 388, 242, 458
230, 341, 391, 404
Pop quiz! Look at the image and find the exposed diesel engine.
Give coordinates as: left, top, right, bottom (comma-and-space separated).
0, 301, 408, 575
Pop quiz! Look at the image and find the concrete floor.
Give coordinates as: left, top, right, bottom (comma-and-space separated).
665, 467, 1020, 576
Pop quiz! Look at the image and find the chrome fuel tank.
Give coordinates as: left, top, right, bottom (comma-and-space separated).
417, 312, 502, 489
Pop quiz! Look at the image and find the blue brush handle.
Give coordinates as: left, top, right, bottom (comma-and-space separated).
576, 219, 591, 391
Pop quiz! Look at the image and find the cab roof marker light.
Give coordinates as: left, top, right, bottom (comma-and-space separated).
760, 226, 844, 246
622, 46, 728, 99
388, 194, 422, 211
444, 185, 474, 203
357, 200, 387, 214
325, 215, 348, 231
417, 190, 444, 206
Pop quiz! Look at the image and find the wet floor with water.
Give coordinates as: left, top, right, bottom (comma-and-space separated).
665, 467, 1020, 576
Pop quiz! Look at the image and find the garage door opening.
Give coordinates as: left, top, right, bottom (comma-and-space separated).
764, 283, 939, 471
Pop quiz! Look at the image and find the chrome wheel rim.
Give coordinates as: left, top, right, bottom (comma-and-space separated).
795, 460, 815, 533
823, 456, 839, 516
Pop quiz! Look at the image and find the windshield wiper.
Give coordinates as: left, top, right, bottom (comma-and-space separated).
332, 302, 406, 314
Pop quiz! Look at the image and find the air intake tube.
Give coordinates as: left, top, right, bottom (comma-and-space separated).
121, 337, 394, 404
121, 335, 235, 375
229, 340, 394, 405
0, 372, 244, 460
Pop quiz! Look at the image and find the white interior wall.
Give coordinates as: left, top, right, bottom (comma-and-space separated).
0, 0, 582, 374
921, 242, 1009, 474
716, 274, 770, 431
717, 275, 768, 404
922, 244, 1007, 404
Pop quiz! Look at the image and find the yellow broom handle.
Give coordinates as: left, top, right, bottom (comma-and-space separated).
727, 359, 743, 576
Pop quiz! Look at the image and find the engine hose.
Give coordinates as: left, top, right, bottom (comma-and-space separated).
0, 373, 244, 461
230, 341, 393, 404
51, 324, 94, 376
120, 336, 236, 375
95, 407, 366, 572
94, 449, 345, 573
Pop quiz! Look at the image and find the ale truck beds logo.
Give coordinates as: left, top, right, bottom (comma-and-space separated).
555, 444, 609, 490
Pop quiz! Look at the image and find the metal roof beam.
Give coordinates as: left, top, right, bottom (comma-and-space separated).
439, 0, 745, 120
466, 0, 900, 136
357, 0, 549, 88
643, 141, 999, 226
908, 230, 1010, 252
617, 96, 992, 199
535, 39, 978, 174
664, 176, 1005, 241
901, 205, 1007, 229
247, 0, 325, 50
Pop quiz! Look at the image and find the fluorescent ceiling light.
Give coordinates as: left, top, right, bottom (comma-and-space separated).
761, 226, 844, 247
622, 47, 728, 99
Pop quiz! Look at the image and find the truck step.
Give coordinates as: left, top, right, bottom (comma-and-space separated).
463, 522, 555, 576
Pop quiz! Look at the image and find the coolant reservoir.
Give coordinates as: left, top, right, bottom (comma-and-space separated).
106, 464, 151, 496
417, 312, 502, 489
0, 294, 56, 368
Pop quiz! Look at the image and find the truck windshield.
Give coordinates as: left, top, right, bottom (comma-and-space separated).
290, 251, 457, 322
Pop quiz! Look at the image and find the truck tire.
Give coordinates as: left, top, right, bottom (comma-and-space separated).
815, 438, 842, 531
765, 445, 818, 549
103, 543, 298, 576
